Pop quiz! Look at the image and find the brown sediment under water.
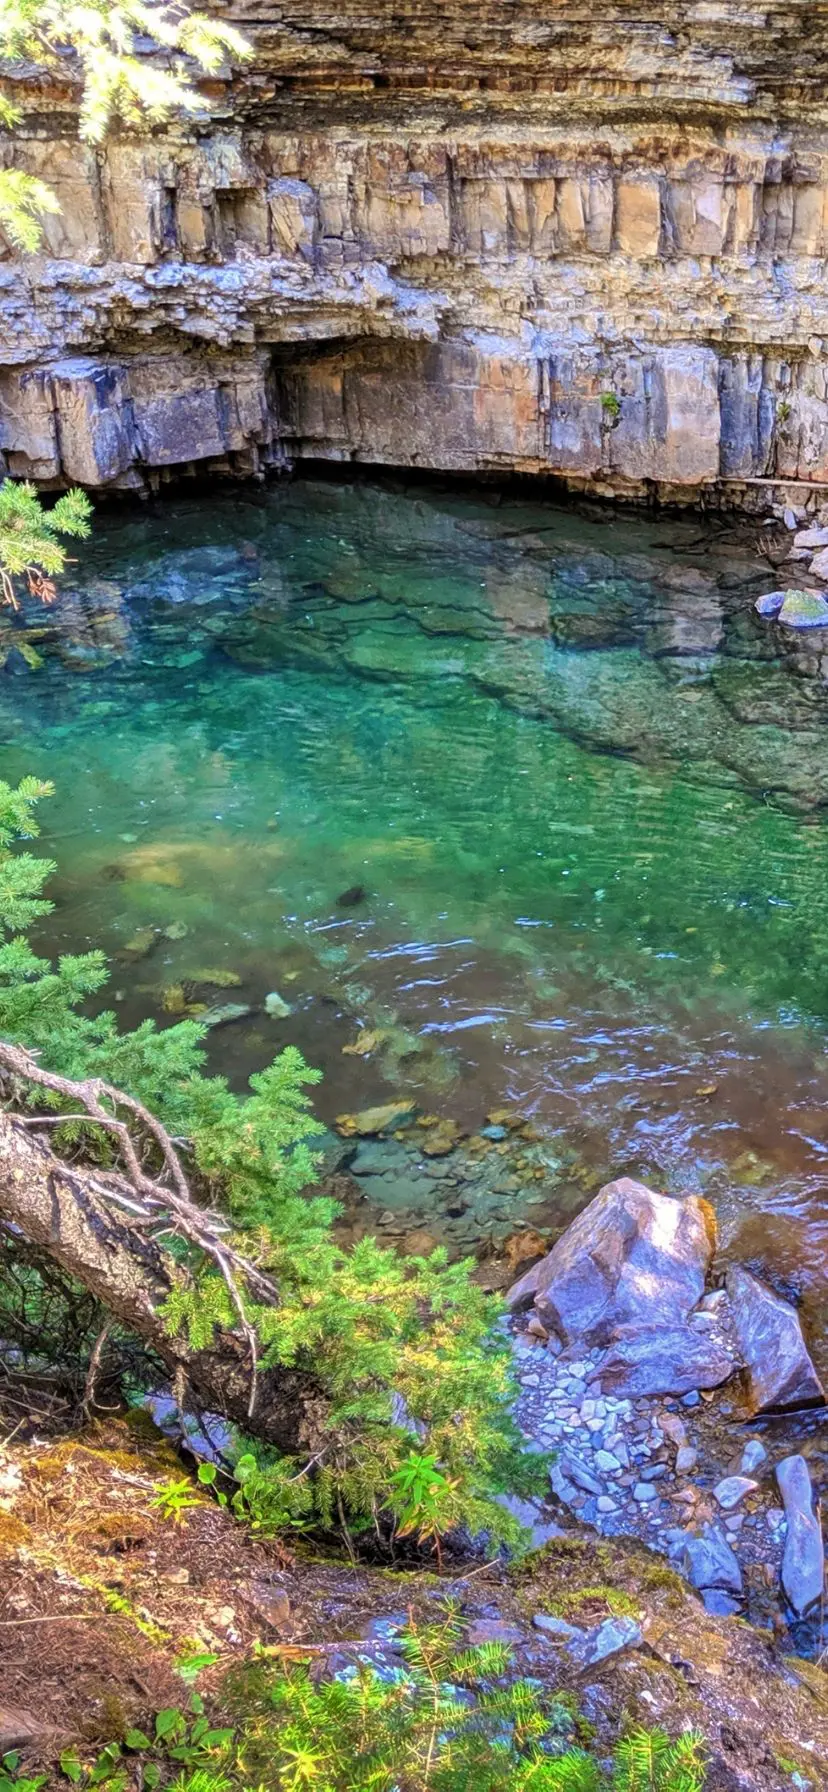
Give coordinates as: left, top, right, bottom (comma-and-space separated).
5, 474, 828, 1372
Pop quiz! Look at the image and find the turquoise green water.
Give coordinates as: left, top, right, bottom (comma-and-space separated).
4, 475, 828, 1347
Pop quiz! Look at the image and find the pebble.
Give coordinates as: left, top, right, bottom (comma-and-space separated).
633, 1482, 658, 1503
675, 1445, 698, 1475
594, 1450, 621, 1473
559, 1451, 604, 1497
597, 1495, 619, 1513
714, 1475, 758, 1512
740, 1438, 768, 1477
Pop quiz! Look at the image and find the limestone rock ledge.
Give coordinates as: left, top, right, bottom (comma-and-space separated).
6, 2, 828, 500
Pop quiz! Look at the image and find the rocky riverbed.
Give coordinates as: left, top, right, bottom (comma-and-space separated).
323, 1100, 827, 1655
505, 1177, 826, 1656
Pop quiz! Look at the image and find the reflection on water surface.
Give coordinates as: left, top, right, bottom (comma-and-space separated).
4, 474, 828, 1365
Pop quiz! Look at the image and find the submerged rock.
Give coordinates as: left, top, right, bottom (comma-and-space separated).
596, 1320, 734, 1398
199, 1002, 253, 1029
776, 1454, 825, 1618
336, 1101, 418, 1136
120, 925, 158, 960
421, 1118, 463, 1156
264, 989, 292, 1018
726, 1266, 825, 1415
336, 884, 368, 907
507, 1177, 716, 1347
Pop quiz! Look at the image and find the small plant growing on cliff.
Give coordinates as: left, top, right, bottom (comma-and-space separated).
0, 481, 92, 607
600, 391, 622, 424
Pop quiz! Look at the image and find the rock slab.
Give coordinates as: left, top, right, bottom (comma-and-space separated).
677, 1526, 744, 1598
571, 1615, 643, 1667
596, 1319, 734, 1398
776, 1454, 825, 1618
727, 1267, 825, 1415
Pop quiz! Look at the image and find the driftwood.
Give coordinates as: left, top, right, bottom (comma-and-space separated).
0, 1043, 324, 1453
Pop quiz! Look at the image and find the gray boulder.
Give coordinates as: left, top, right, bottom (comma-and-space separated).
494, 1492, 565, 1549
776, 1454, 825, 1618
677, 1526, 743, 1599
726, 1267, 825, 1415
595, 1319, 734, 1398
507, 1177, 716, 1346
754, 590, 786, 616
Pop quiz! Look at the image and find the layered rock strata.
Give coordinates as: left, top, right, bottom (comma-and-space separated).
6, 3, 828, 500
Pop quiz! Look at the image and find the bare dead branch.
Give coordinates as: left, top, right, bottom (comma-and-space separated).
0, 1038, 277, 1417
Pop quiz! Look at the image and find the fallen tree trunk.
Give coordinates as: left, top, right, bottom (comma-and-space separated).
0, 1108, 325, 1454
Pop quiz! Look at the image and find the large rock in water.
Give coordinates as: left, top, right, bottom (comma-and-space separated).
726, 1267, 825, 1415
507, 1177, 716, 1346
776, 1455, 825, 1618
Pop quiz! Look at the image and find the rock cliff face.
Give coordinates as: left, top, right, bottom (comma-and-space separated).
5, 2, 828, 502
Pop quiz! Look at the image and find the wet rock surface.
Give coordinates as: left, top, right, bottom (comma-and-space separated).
727, 1266, 825, 1416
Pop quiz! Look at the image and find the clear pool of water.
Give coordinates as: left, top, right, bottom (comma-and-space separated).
5, 473, 828, 1366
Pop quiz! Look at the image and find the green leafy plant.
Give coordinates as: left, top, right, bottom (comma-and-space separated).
388, 1449, 459, 1558
0, 482, 92, 607
600, 391, 621, 423
0, 1753, 47, 1792
150, 1475, 206, 1525
45, 1698, 234, 1790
